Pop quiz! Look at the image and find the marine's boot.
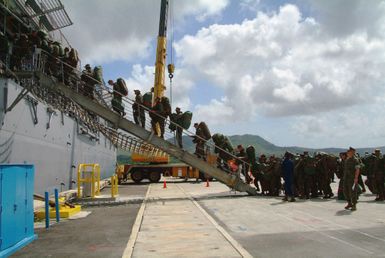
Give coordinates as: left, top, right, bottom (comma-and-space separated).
350, 204, 357, 211
282, 196, 288, 202
323, 195, 330, 199
345, 202, 352, 210
289, 197, 296, 202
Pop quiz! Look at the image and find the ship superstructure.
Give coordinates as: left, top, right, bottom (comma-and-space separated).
0, 0, 116, 194
0, 0, 257, 197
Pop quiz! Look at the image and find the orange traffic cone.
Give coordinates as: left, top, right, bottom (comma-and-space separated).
206, 179, 209, 187
163, 179, 167, 188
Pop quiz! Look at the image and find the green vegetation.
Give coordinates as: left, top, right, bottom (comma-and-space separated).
117, 134, 385, 162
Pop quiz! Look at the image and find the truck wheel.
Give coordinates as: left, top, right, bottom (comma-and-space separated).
149, 171, 161, 183
131, 170, 143, 183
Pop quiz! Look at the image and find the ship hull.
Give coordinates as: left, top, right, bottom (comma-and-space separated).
0, 79, 116, 194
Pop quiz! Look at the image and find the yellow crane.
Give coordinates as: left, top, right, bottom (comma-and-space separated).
153, 0, 172, 100
130, 0, 172, 164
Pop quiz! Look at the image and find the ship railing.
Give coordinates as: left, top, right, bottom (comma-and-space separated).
18, 49, 252, 181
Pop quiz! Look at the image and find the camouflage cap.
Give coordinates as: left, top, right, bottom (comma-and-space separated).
375, 149, 381, 153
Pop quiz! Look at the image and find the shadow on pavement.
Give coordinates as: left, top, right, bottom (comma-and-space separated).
335, 209, 352, 216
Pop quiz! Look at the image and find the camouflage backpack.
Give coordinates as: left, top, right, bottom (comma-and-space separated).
161, 97, 171, 117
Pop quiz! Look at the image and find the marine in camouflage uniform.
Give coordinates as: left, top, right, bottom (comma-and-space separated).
236, 145, 251, 183
336, 152, 346, 200
133, 90, 145, 128
266, 155, 281, 196
362, 152, 376, 194
212, 133, 233, 170
316, 153, 335, 199
150, 97, 165, 138
303, 152, 318, 199
294, 154, 306, 198
108, 79, 124, 116
193, 123, 206, 159
174, 107, 183, 148
343, 147, 361, 211
81, 64, 95, 99
373, 149, 384, 201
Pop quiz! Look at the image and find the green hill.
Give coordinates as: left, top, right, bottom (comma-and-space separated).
117, 134, 385, 163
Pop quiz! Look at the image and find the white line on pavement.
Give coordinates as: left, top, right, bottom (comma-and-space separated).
122, 184, 151, 258
257, 204, 374, 255
293, 207, 385, 244
176, 184, 253, 258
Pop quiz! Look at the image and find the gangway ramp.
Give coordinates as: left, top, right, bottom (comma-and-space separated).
15, 51, 257, 195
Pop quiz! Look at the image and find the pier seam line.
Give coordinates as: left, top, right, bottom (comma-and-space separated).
176, 184, 253, 258
122, 184, 151, 258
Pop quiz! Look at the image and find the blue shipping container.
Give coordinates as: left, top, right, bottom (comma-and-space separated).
0, 164, 37, 257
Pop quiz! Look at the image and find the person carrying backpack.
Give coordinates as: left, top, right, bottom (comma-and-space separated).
174, 107, 183, 148
150, 97, 165, 138
133, 90, 145, 128
192, 122, 211, 159
108, 79, 127, 116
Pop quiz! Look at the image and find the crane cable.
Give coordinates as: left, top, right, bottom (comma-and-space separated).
167, 0, 175, 106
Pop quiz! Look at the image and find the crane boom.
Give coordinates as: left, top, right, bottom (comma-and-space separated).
153, 0, 168, 100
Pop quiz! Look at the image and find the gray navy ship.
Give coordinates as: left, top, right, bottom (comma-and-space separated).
0, 0, 116, 194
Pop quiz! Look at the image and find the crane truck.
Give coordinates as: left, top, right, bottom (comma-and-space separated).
116, 0, 214, 184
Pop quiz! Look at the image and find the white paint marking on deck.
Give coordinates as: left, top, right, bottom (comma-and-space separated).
293, 208, 385, 243
177, 185, 253, 258
122, 184, 151, 258
258, 205, 374, 255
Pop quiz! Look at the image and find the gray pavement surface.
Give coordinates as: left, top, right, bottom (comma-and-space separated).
194, 182, 385, 258
130, 181, 246, 258
12, 183, 149, 258
11, 178, 385, 258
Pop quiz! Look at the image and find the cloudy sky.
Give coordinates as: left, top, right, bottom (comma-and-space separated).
61, 0, 385, 149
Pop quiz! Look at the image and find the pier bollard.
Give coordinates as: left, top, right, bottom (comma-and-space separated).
54, 189, 60, 222
45, 191, 50, 229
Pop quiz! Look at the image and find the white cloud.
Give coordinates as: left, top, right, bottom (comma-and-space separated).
174, 3, 385, 123
308, 0, 385, 38
194, 98, 235, 125
291, 100, 385, 148
124, 64, 194, 112
61, 0, 230, 64
240, 0, 261, 12
174, 0, 229, 22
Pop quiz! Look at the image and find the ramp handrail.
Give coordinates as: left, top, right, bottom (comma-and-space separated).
12, 49, 256, 194
17, 48, 250, 170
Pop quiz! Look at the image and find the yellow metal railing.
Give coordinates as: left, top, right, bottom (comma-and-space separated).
111, 175, 119, 198
77, 163, 101, 198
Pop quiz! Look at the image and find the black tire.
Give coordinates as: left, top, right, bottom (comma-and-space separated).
149, 170, 161, 183
131, 170, 143, 183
